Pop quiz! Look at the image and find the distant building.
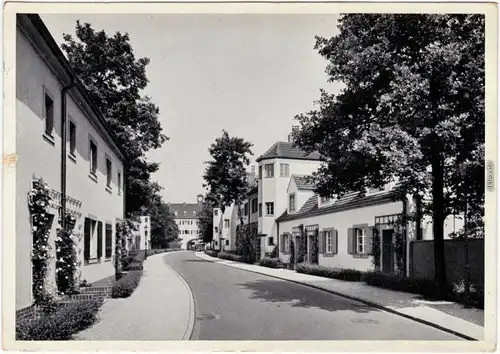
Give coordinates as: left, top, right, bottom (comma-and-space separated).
16, 14, 126, 311
169, 194, 204, 249
256, 133, 322, 259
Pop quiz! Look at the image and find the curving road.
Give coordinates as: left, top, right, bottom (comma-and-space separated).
165, 251, 463, 341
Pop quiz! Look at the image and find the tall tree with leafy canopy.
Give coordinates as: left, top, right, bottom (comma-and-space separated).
292, 14, 484, 296
61, 21, 168, 216
197, 194, 216, 244
203, 131, 254, 216
149, 200, 180, 249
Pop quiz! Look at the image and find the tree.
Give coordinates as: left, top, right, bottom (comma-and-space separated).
202, 131, 254, 216
149, 201, 179, 249
197, 196, 214, 244
202, 131, 254, 254
61, 21, 168, 216
292, 14, 484, 296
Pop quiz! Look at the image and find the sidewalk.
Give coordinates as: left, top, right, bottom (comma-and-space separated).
196, 252, 484, 341
75, 253, 195, 341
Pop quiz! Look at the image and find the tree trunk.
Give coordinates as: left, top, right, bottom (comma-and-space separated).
431, 136, 447, 298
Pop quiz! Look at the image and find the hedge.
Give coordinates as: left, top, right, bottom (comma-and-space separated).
259, 257, 283, 269
16, 300, 101, 340
362, 271, 450, 299
112, 270, 143, 298
296, 264, 364, 281
217, 251, 254, 264
205, 249, 219, 257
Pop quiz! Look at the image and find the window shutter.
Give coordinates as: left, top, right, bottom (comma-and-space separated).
97, 221, 103, 258
347, 228, 355, 254
318, 231, 324, 253
280, 234, 285, 252
84, 218, 91, 261
365, 226, 373, 255
332, 229, 338, 254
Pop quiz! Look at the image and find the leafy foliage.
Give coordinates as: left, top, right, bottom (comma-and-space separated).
259, 257, 283, 269
296, 264, 364, 281
111, 270, 143, 298
197, 195, 215, 243
28, 178, 53, 304
202, 130, 254, 215
292, 14, 485, 293
149, 200, 179, 248
16, 300, 101, 340
55, 215, 78, 295
61, 21, 168, 217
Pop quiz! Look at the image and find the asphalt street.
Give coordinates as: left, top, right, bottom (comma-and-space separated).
164, 251, 463, 341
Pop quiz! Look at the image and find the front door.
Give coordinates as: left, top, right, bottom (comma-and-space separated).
382, 229, 394, 273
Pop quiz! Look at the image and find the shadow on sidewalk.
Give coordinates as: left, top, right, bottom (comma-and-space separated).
238, 279, 379, 314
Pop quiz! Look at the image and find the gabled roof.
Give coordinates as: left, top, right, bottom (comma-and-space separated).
276, 186, 402, 223
292, 175, 316, 191
256, 141, 322, 163
169, 203, 203, 219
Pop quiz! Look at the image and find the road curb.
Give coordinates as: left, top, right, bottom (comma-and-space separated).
195, 252, 478, 341
162, 254, 196, 341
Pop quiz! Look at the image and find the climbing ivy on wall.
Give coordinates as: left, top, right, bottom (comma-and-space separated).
370, 225, 381, 271
311, 229, 319, 264
28, 178, 53, 304
55, 214, 78, 295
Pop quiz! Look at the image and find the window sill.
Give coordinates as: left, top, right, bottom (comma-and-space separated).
322, 252, 336, 257
42, 133, 55, 146
68, 152, 77, 163
88, 172, 98, 183
266, 215, 275, 217
118, 191, 122, 196
353, 253, 369, 259
105, 185, 112, 194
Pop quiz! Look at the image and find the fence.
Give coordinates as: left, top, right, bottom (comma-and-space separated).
410, 238, 484, 287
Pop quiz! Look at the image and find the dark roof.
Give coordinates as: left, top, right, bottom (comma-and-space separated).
276, 188, 401, 223
169, 203, 203, 219
18, 14, 127, 161
256, 141, 322, 163
292, 175, 316, 191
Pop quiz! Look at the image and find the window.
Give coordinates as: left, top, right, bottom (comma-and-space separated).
265, 202, 274, 216
289, 193, 296, 212
268, 237, 274, 246
265, 164, 274, 178
69, 121, 76, 156
118, 172, 122, 194
258, 166, 263, 179
258, 203, 262, 217
325, 230, 333, 253
225, 239, 229, 246
244, 203, 249, 216
214, 210, 218, 216
284, 234, 290, 252
44, 92, 54, 136
89, 140, 98, 176
145, 230, 148, 237
356, 228, 366, 253
184, 211, 187, 216
224, 219, 230, 228
280, 163, 289, 177
214, 226, 218, 233
193, 211, 196, 216
106, 158, 112, 188
251, 199, 258, 213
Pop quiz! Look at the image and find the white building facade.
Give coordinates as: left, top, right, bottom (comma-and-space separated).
16, 14, 126, 311
170, 194, 204, 249
256, 140, 322, 258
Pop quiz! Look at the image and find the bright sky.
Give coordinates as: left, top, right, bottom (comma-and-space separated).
41, 14, 341, 203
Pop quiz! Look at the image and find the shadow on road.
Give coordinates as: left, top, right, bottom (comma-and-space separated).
238, 279, 378, 314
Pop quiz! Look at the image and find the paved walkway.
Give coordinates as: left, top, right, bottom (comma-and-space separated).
195, 252, 484, 341
75, 252, 195, 341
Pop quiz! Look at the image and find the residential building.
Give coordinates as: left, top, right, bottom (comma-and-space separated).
256, 134, 322, 258
169, 194, 204, 249
212, 205, 236, 252
16, 14, 126, 311
276, 175, 464, 276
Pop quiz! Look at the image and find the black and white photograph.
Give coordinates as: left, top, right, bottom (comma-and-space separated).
3, 1, 497, 351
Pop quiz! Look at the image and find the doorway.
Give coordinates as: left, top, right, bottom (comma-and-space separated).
382, 229, 394, 273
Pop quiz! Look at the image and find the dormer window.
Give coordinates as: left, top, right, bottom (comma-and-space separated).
184, 211, 187, 216
289, 193, 296, 212
193, 211, 196, 216
367, 185, 386, 195
174, 211, 178, 216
